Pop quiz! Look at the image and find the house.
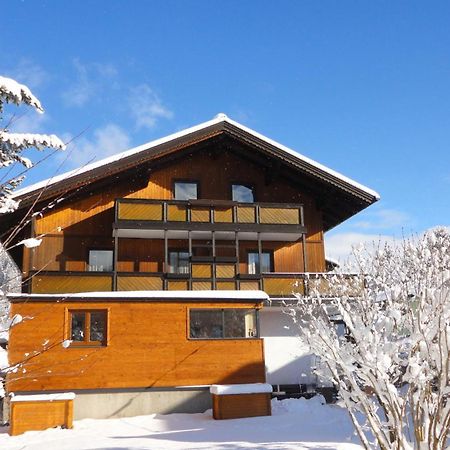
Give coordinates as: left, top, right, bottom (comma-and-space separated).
1, 113, 379, 424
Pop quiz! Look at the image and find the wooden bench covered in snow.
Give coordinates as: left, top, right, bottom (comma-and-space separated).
210, 383, 272, 420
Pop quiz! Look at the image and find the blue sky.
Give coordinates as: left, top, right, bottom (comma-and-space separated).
1, 1, 449, 259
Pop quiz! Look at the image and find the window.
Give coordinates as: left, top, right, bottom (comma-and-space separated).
247, 251, 273, 274
232, 184, 254, 203
88, 250, 113, 272
174, 181, 198, 200
69, 310, 107, 346
189, 309, 258, 339
169, 250, 190, 274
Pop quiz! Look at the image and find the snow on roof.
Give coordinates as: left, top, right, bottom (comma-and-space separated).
210, 383, 273, 395
8, 290, 269, 301
10, 392, 76, 402
14, 114, 380, 200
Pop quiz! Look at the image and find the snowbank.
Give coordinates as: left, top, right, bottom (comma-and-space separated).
0, 396, 361, 449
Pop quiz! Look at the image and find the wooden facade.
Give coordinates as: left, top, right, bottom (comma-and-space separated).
21, 146, 326, 296
8, 299, 266, 392
2, 116, 378, 431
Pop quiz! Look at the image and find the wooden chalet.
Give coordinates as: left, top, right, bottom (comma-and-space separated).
1, 113, 379, 428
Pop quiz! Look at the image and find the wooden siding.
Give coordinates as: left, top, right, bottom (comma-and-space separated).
212, 392, 271, 420
27, 146, 326, 278
7, 301, 266, 392
10, 399, 73, 436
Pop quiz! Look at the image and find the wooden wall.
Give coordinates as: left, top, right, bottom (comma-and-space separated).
7, 300, 266, 392
28, 146, 326, 276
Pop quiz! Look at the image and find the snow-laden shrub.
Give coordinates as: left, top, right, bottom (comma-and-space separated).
291, 227, 450, 450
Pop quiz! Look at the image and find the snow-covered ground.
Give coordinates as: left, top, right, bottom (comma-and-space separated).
0, 396, 362, 450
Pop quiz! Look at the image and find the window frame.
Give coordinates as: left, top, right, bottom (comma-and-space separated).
231, 183, 255, 203
87, 249, 114, 272
246, 250, 274, 274
188, 308, 259, 341
168, 249, 190, 274
66, 309, 109, 347
173, 179, 200, 201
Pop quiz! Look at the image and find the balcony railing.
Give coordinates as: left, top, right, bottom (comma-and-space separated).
115, 199, 304, 227
29, 271, 363, 298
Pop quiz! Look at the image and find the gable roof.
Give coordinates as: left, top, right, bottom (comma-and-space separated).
13, 114, 379, 230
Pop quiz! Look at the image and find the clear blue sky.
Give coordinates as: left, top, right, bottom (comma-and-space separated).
2, 1, 449, 259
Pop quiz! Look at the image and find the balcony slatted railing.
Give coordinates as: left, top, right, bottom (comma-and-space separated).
30, 271, 363, 298
115, 199, 304, 227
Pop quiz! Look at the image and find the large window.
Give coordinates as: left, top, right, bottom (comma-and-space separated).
189, 309, 258, 339
69, 310, 107, 346
88, 250, 113, 272
174, 181, 198, 200
247, 251, 273, 274
169, 250, 190, 274
232, 184, 254, 203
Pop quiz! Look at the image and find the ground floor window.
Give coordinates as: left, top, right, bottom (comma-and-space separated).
189, 308, 258, 339
69, 310, 108, 346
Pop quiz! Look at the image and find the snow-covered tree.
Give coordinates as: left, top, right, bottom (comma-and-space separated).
0, 75, 65, 402
290, 227, 450, 450
0, 75, 65, 213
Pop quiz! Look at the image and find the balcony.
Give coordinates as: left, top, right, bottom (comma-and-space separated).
29, 271, 363, 299
114, 199, 305, 241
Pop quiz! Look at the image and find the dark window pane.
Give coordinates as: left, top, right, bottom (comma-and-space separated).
88, 250, 113, 272
232, 185, 254, 203
71, 313, 85, 341
169, 251, 190, 274
248, 252, 272, 274
174, 182, 198, 200
190, 310, 223, 338
224, 309, 246, 338
90, 312, 106, 343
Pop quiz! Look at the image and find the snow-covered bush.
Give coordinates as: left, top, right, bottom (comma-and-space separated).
290, 227, 450, 450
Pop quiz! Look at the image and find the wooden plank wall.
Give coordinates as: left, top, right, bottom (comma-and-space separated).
7, 301, 266, 392
29, 147, 326, 276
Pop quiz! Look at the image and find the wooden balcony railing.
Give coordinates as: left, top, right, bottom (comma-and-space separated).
115, 199, 304, 227
29, 271, 363, 298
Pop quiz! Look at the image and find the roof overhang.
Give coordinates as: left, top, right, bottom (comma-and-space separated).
11, 114, 379, 231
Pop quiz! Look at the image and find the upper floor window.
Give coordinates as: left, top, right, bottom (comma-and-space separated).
189, 308, 258, 339
174, 181, 198, 200
88, 250, 113, 272
169, 250, 190, 274
69, 310, 107, 346
248, 251, 273, 274
232, 184, 254, 203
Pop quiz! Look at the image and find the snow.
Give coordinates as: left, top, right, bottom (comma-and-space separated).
13, 114, 379, 201
8, 290, 269, 301
0, 347, 7, 370
10, 393, 75, 402
210, 383, 273, 395
0, 396, 362, 449
18, 238, 42, 249
0, 76, 43, 112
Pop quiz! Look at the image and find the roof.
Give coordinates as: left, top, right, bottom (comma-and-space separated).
12, 113, 379, 230
8, 289, 269, 302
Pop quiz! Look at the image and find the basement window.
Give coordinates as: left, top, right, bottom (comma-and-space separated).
69, 310, 108, 346
189, 309, 258, 339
